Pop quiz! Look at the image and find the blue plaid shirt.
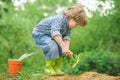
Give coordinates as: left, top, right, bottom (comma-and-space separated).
35, 15, 71, 40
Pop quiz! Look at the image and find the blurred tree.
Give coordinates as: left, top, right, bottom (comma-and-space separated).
0, 0, 120, 74
109, 0, 120, 52
0, 0, 12, 18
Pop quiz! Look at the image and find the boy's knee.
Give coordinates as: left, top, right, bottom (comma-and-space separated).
49, 41, 58, 51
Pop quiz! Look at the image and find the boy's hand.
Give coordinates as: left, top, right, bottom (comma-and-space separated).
62, 46, 73, 58
68, 50, 73, 58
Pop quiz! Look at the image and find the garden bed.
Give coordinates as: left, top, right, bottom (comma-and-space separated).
31, 72, 120, 80
0, 72, 120, 80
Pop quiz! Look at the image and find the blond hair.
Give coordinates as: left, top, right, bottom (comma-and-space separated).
63, 5, 88, 26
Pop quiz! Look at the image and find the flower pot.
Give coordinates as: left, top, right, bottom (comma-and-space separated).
8, 59, 23, 75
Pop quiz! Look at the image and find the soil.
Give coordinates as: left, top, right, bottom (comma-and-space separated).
31, 72, 120, 80
1, 72, 120, 80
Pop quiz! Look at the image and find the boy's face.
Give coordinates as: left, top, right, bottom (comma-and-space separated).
68, 18, 79, 29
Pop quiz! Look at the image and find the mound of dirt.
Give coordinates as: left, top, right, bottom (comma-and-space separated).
1, 72, 120, 80
32, 72, 120, 80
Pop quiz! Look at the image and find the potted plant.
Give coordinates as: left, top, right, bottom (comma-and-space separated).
8, 52, 37, 75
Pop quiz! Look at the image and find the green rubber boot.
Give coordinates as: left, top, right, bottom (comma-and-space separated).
45, 59, 56, 75
54, 57, 65, 75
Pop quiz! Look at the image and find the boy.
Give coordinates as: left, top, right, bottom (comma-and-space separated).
32, 5, 88, 75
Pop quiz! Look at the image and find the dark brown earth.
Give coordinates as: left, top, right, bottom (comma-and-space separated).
31, 72, 120, 80
1, 72, 120, 80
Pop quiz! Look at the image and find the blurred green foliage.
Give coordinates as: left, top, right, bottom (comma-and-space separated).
63, 48, 120, 76
0, 0, 120, 76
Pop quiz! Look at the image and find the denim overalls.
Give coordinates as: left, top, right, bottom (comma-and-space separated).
32, 15, 71, 60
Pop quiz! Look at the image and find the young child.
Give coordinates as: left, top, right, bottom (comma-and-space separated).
32, 5, 88, 75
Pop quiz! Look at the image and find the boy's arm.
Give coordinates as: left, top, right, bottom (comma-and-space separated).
53, 35, 73, 58
64, 40, 73, 57
63, 40, 70, 49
